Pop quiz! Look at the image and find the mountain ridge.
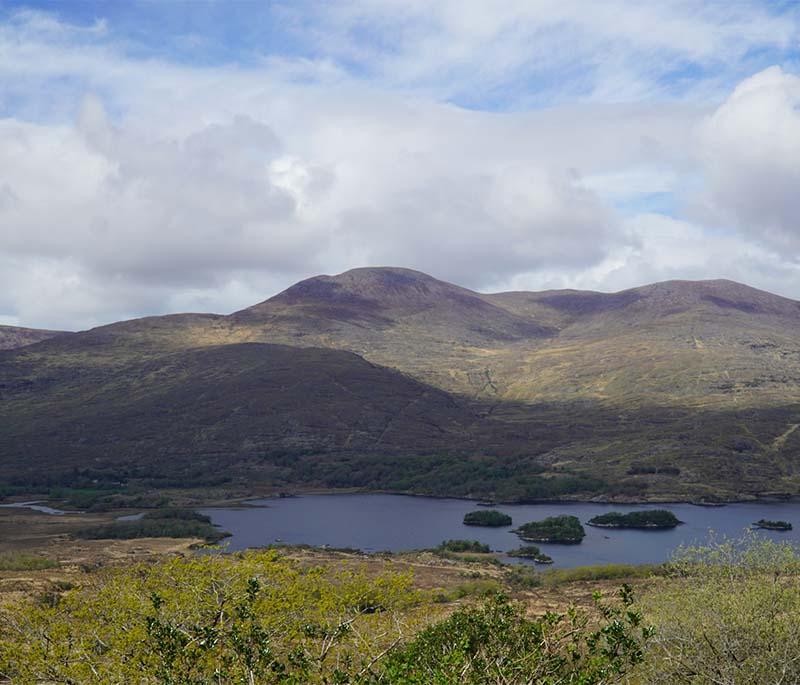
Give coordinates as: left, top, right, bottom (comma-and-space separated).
0, 324, 68, 351
3, 266, 800, 501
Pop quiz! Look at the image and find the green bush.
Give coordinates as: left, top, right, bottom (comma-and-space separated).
0, 549, 653, 684
435, 540, 491, 553
0, 550, 419, 684
376, 588, 651, 684
504, 565, 542, 589
449, 579, 502, 599
636, 533, 800, 684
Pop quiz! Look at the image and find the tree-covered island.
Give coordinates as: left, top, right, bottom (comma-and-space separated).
753, 519, 793, 531
463, 510, 512, 527
587, 510, 681, 529
513, 515, 586, 544
506, 545, 554, 564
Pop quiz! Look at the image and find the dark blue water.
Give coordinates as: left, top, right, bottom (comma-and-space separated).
200, 495, 800, 568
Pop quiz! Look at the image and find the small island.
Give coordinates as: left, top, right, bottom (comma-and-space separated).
506, 545, 553, 564
463, 510, 512, 527
587, 510, 681, 529
436, 539, 492, 553
753, 519, 793, 531
513, 515, 586, 544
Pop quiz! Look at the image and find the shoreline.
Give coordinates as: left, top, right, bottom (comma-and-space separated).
233, 487, 800, 508
6, 485, 800, 514
586, 522, 679, 530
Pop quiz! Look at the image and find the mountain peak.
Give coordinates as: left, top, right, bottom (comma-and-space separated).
235, 266, 555, 340
270, 266, 470, 306
625, 278, 800, 316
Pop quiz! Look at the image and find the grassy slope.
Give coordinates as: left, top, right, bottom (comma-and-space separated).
3, 269, 800, 500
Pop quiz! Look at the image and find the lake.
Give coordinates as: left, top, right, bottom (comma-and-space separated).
201, 494, 800, 567
0, 500, 71, 515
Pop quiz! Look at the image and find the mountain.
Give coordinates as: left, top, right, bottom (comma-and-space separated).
0, 343, 480, 475
0, 324, 66, 351
237, 267, 554, 341
232, 271, 800, 409
2, 268, 800, 501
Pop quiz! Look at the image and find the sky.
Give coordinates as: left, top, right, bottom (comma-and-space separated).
1, 1, 800, 330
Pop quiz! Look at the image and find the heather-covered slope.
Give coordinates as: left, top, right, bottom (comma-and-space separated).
233, 271, 800, 410
0, 341, 604, 500
0, 324, 66, 351
0, 342, 477, 463
3, 268, 800, 500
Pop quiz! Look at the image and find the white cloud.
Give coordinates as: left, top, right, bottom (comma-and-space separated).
0, 7, 800, 329
296, 0, 798, 103
1, 91, 645, 327
696, 66, 800, 256
495, 213, 800, 302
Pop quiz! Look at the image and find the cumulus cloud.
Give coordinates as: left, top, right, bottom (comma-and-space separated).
696, 67, 800, 255
340, 166, 624, 287
0, 91, 639, 327
1, 5, 800, 329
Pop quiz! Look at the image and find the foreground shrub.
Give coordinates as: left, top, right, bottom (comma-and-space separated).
637, 533, 800, 684
376, 587, 651, 684
0, 550, 419, 684
0, 549, 651, 685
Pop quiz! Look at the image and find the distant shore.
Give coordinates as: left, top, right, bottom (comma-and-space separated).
5, 485, 800, 514
235, 487, 800, 508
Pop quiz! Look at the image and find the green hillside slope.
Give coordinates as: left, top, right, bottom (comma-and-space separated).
3, 268, 800, 501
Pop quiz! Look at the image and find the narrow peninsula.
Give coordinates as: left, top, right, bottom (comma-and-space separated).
753, 519, 792, 531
